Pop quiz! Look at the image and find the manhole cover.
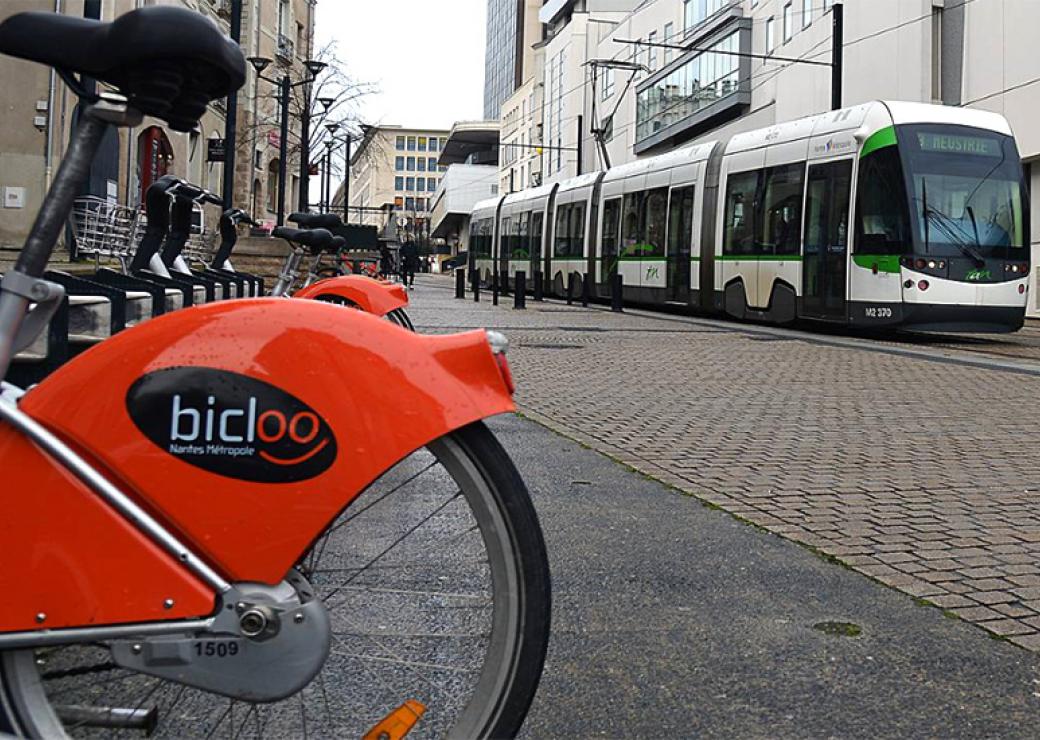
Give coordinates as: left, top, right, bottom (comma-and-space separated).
812, 621, 862, 637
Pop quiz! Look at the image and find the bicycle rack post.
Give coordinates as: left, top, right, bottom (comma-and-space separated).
611, 273, 624, 313
581, 274, 590, 307
492, 270, 499, 306
533, 271, 543, 302
514, 271, 526, 310
455, 268, 465, 299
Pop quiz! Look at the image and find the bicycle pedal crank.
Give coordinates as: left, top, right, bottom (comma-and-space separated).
108, 579, 330, 703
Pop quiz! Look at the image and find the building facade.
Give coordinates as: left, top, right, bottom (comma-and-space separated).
484, 0, 547, 119
344, 126, 451, 245
0, 0, 317, 251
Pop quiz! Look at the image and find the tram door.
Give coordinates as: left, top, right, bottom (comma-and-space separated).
667, 185, 696, 303
802, 160, 852, 319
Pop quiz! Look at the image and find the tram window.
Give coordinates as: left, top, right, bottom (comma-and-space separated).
644, 188, 668, 258
805, 161, 852, 254
668, 186, 696, 258
724, 171, 760, 255
621, 192, 643, 258
855, 146, 911, 255
531, 211, 544, 259
501, 217, 512, 259
761, 164, 804, 255
570, 203, 586, 258
554, 205, 570, 258
602, 198, 621, 257
516, 212, 530, 258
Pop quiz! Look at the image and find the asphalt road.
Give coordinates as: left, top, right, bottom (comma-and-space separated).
489, 414, 1040, 737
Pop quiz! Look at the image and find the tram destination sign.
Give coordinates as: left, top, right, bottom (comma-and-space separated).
916, 132, 1000, 157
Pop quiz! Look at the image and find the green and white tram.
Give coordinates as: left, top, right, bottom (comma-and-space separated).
470, 101, 1029, 332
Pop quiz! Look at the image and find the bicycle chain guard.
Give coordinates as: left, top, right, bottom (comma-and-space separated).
109, 577, 330, 703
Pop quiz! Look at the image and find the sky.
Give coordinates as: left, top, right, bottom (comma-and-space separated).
316, 1, 488, 131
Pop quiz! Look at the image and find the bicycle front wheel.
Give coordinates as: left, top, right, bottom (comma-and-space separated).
0, 421, 551, 738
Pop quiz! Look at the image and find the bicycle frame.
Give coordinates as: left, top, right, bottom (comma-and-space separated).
0, 101, 516, 643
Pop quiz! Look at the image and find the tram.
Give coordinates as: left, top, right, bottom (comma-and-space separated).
471, 101, 1031, 333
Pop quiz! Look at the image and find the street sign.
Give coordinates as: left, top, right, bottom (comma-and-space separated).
207, 138, 227, 162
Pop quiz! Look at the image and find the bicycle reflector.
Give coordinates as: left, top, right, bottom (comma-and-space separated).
486, 330, 516, 395
362, 699, 426, 740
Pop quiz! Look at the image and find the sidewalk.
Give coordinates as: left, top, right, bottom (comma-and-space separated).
409, 275, 1040, 650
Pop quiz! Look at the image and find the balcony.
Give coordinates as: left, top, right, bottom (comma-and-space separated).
275, 34, 295, 63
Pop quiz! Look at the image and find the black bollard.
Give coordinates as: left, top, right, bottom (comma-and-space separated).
472, 270, 480, 303
533, 271, 544, 302
581, 273, 590, 307
492, 270, 499, 306
455, 268, 465, 299
611, 272, 623, 312
514, 270, 526, 310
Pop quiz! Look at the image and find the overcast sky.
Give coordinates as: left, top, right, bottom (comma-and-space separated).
316, 1, 488, 130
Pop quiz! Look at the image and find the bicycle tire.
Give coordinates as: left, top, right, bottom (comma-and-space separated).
0, 421, 551, 738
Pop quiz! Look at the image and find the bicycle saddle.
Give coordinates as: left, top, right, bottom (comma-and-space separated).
0, 7, 245, 132
272, 227, 336, 252
289, 213, 343, 230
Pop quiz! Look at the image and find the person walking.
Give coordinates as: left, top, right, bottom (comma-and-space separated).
400, 240, 419, 289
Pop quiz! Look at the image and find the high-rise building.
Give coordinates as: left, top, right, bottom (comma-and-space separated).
484, 0, 546, 120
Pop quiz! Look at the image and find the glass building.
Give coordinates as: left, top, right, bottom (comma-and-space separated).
484, 0, 521, 119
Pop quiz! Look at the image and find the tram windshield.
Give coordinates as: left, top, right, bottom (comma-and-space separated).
899, 124, 1028, 259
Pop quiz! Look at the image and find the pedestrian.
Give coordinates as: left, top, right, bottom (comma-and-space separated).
400, 240, 419, 289
379, 244, 392, 279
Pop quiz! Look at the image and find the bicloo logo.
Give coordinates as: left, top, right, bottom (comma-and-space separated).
126, 367, 337, 483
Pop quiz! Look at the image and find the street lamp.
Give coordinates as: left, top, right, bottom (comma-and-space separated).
248, 56, 326, 225
323, 122, 340, 215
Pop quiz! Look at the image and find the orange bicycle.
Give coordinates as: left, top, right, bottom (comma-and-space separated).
0, 7, 549, 738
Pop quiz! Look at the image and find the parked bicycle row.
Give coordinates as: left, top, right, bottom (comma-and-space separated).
5, 174, 415, 387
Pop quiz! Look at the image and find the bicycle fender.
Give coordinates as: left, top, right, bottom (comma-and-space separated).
293, 275, 408, 316
17, 299, 515, 587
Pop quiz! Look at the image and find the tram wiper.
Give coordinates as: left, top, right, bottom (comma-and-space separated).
916, 197, 986, 267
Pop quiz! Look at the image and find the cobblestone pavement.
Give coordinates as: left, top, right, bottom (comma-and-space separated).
408, 275, 1040, 649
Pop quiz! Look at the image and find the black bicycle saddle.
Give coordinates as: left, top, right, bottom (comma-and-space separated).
272, 228, 336, 253
289, 213, 343, 230
0, 7, 245, 132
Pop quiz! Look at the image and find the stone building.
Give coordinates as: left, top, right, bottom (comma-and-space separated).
0, 0, 317, 251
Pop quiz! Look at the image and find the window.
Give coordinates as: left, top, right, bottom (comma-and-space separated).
667, 186, 696, 261
621, 192, 643, 257
394, 196, 404, 209
406, 156, 415, 170
684, 0, 727, 32
428, 157, 437, 170
418, 136, 427, 152
531, 211, 544, 261
440, 165, 448, 172
761, 164, 804, 255
783, 3, 793, 43
407, 136, 416, 151
644, 189, 668, 257
554, 205, 570, 258
569, 203, 586, 258
395, 176, 404, 191
429, 137, 439, 151
723, 171, 759, 255
855, 146, 911, 255
396, 136, 405, 150
266, 159, 280, 213
664, 23, 674, 65
802, 0, 812, 29
395, 156, 404, 171
601, 67, 615, 100
418, 158, 427, 172
514, 212, 530, 258
649, 31, 658, 71
766, 17, 776, 53
428, 178, 437, 192
405, 197, 415, 211
406, 177, 415, 191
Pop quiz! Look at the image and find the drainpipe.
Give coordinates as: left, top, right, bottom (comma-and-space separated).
43, 0, 63, 191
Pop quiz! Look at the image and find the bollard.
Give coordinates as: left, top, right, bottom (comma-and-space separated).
514, 270, 526, 310
611, 272, 624, 313
581, 273, 590, 307
455, 268, 465, 299
492, 270, 499, 306
472, 270, 480, 303
533, 271, 544, 302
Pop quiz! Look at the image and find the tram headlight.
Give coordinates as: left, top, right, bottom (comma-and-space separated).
915, 258, 927, 270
